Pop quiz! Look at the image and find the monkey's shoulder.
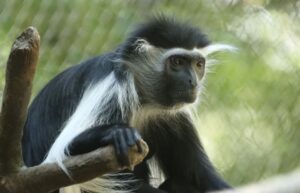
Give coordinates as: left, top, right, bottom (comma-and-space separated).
37, 52, 118, 95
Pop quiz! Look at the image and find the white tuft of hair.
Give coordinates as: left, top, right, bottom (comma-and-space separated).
61, 173, 137, 193
199, 43, 238, 56
80, 173, 138, 193
43, 71, 140, 193
42, 72, 118, 176
147, 157, 165, 188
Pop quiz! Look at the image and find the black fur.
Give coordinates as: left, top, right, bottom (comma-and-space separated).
121, 16, 210, 59
134, 16, 209, 48
142, 113, 230, 192
22, 17, 230, 193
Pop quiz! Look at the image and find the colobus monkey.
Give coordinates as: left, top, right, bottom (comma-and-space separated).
22, 17, 234, 193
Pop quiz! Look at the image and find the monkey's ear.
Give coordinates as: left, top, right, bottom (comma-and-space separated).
133, 39, 152, 53
200, 43, 238, 56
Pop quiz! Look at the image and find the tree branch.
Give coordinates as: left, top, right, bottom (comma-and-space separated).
0, 27, 40, 175
0, 139, 149, 193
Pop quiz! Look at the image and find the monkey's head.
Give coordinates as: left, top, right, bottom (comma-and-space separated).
121, 17, 234, 109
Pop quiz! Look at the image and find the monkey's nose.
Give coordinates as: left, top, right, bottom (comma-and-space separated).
189, 79, 197, 88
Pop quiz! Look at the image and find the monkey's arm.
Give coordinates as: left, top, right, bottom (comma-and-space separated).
67, 125, 171, 193
145, 113, 230, 193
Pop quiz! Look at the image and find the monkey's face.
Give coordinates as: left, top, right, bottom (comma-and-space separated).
128, 43, 206, 108
122, 17, 235, 109
161, 49, 205, 106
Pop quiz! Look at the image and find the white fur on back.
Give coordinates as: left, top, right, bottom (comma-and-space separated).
43, 72, 139, 193
43, 73, 117, 170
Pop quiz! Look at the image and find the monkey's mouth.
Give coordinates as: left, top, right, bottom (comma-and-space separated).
173, 89, 198, 103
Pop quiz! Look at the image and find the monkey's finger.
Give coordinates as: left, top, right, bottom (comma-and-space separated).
113, 131, 121, 156
125, 128, 136, 146
129, 128, 141, 142
131, 129, 143, 153
117, 130, 130, 166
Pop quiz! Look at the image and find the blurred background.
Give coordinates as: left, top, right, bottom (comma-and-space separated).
0, 0, 299, 187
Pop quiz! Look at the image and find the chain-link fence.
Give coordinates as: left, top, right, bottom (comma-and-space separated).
0, 0, 300, 187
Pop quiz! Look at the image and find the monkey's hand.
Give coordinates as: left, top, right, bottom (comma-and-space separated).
102, 127, 143, 166
67, 125, 142, 167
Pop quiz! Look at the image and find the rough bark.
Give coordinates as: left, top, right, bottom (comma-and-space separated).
0, 27, 39, 175
0, 140, 148, 193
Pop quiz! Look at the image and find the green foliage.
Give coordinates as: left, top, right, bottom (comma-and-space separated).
0, 0, 299, 186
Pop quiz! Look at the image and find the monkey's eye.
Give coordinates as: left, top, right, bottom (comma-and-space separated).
169, 56, 186, 67
196, 58, 205, 68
